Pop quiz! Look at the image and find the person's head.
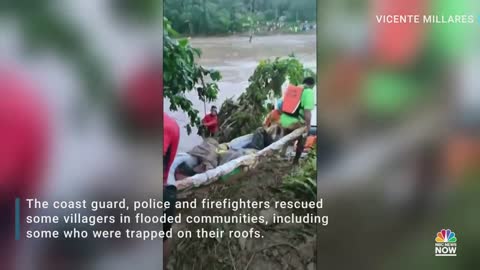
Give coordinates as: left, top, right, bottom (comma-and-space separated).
303, 77, 315, 88
210, 106, 217, 115
175, 162, 196, 180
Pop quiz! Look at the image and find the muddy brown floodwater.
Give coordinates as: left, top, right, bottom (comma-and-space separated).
165, 34, 317, 151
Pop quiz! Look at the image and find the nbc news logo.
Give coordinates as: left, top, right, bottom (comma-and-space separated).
435, 229, 457, 256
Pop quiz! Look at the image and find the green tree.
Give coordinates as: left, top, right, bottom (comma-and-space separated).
163, 18, 221, 134
165, 0, 316, 36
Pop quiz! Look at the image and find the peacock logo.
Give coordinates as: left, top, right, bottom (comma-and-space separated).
435, 229, 457, 243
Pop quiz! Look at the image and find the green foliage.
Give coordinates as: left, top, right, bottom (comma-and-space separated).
217, 56, 314, 142
165, 0, 316, 35
163, 18, 221, 134
282, 147, 317, 201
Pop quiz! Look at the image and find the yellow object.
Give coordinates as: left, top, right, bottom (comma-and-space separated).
216, 143, 230, 154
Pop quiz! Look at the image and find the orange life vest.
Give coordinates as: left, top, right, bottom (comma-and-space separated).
264, 109, 281, 127
282, 84, 304, 117
294, 135, 317, 152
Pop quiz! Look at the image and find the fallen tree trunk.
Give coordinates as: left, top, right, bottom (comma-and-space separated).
175, 127, 306, 190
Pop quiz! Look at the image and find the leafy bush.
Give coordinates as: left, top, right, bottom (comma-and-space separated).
282, 147, 317, 201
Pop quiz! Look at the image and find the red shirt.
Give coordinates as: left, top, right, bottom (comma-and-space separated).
163, 114, 179, 185
202, 114, 218, 133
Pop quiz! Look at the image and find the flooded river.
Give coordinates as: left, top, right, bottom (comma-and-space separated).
165, 33, 317, 151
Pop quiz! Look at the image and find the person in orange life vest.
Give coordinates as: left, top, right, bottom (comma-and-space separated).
280, 77, 315, 165
200, 105, 218, 137
263, 103, 281, 127
0, 68, 50, 270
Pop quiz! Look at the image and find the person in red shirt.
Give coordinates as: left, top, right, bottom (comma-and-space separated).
200, 105, 218, 137
163, 114, 180, 185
